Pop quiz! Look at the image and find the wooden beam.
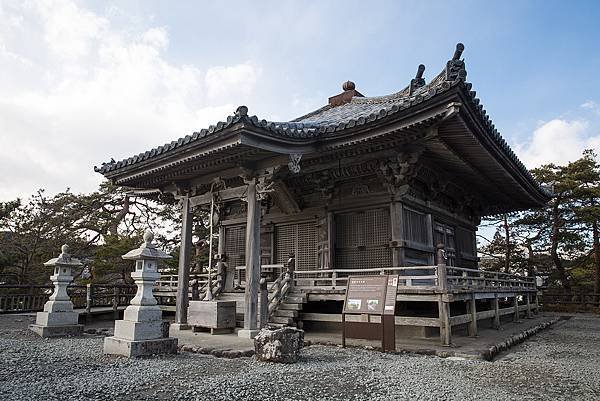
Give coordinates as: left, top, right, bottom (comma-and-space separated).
188, 186, 248, 207
270, 180, 300, 214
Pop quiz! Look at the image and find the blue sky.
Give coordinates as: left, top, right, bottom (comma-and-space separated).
1, 0, 599, 200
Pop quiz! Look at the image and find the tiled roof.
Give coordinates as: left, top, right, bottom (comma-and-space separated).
94, 43, 549, 199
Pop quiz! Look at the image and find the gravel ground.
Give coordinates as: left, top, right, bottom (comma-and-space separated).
0, 314, 599, 401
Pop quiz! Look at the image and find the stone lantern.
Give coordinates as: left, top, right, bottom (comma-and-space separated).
29, 244, 84, 337
103, 229, 178, 357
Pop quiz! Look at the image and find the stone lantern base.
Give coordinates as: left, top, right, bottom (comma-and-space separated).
29, 322, 84, 338
29, 305, 83, 338
103, 336, 178, 357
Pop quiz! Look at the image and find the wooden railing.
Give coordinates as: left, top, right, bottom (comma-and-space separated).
293, 265, 536, 293
541, 291, 600, 310
258, 256, 295, 327
294, 266, 440, 291
446, 266, 536, 292
1, 284, 137, 313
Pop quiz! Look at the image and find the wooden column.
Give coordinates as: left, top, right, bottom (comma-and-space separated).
526, 293, 533, 318
492, 294, 501, 329
259, 278, 268, 328
390, 202, 403, 266
513, 294, 520, 322
468, 293, 477, 337
239, 179, 261, 338
438, 297, 451, 346
535, 292, 540, 314
436, 245, 451, 346
174, 195, 193, 329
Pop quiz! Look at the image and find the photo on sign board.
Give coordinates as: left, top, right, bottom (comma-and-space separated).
347, 299, 362, 311
367, 299, 379, 311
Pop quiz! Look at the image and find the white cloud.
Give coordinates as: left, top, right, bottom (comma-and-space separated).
514, 119, 600, 168
205, 63, 262, 102
581, 100, 600, 115
0, 0, 263, 201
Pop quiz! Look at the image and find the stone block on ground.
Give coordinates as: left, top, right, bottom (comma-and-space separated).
254, 327, 304, 363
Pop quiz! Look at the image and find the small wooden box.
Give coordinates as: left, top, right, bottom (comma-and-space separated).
188, 300, 236, 331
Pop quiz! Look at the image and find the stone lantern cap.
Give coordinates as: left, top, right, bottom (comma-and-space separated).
122, 229, 172, 261
43, 245, 83, 268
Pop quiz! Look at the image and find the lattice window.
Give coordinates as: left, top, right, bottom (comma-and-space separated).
274, 222, 317, 271
224, 225, 246, 268
334, 209, 392, 269
403, 207, 429, 245
456, 227, 475, 256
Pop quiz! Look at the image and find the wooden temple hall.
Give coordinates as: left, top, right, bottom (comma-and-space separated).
96, 43, 551, 344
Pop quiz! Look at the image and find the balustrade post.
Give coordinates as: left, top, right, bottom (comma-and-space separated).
190, 279, 199, 301
113, 286, 120, 318
287, 253, 296, 289
436, 244, 448, 292
86, 284, 92, 314
260, 278, 268, 328
332, 271, 338, 288
436, 244, 451, 346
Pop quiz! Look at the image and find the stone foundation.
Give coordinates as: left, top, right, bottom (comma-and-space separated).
29, 323, 83, 338
103, 336, 178, 357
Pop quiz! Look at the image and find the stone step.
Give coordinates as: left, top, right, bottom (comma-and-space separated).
279, 303, 303, 310
270, 316, 294, 325
274, 309, 298, 318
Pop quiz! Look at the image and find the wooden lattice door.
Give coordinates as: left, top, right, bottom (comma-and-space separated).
224, 225, 246, 268
334, 209, 392, 269
274, 222, 317, 271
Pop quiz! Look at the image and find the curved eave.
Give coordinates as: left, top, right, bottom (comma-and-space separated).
454, 85, 552, 206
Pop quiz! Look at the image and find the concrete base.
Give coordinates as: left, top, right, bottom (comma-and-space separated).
103, 336, 178, 357
29, 324, 83, 338
170, 323, 191, 331
238, 329, 260, 339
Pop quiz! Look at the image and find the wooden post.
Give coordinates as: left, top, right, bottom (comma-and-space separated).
390, 202, 402, 266
468, 293, 478, 337
535, 291, 540, 314
240, 178, 261, 338
492, 294, 501, 329
85, 284, 92, 314
526, 293, 533, 318
436, 244, 448, 292
513, 294, 520, 322
175, 195, 193, 329
438, 296, 451, 346
287, 253, 296, 287
260, 278, 268, 328
436, 245, 451, 346
113, 286, 120, 319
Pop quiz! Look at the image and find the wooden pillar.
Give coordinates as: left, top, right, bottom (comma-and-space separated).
535, 292, 540, 314
526, 293, 533, 318
513, 294, 520, 322
436, 245, 451, 346
492, 294, 501, 329
259, 278, 268, 328
390, 202, 403, 266
327, 211, 334, 268
468, 293, 477, 337
438, 296, 451, 346
239, 179, 261, 338
174, 195, 193, 329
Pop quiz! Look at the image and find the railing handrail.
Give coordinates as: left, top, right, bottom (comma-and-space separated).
294, 266, 437, 275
